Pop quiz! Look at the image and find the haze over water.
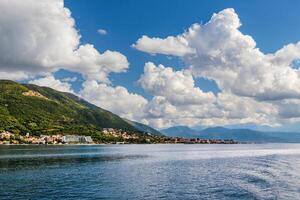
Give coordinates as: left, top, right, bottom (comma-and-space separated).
0, 144, 300, 200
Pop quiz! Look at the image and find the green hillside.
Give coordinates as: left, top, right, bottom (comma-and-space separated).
0, 80, 139, 137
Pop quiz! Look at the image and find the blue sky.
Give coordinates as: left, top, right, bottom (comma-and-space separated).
3, 0, 300, 130
64, 0, 300, 96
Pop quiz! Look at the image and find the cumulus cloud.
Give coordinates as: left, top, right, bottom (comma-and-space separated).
138, 62, 215, 105
0, 71, 31, 81
72, 45, 129, 83
132, 35, 195, 56
29, 75, 74, 93
79, 80, 148, 120
268, 42, 300, 66
0, 0, 128, 82
141, 94, 277, 129
130, 8, 300, 128
133, 62, 278, 128
62, 76, 77, 82
134, 8, 300, 102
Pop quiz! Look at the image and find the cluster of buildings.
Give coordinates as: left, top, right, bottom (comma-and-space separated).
102, 128, 140, 140
0, 129, 238, 145
170, 138, 237, 144
101, 128, 238, 144
62, 135, 93, 143
0, 132, 93, 144
0, 132, 14, 144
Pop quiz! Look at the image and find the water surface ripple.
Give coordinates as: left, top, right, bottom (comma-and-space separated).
0, 144, 300, 199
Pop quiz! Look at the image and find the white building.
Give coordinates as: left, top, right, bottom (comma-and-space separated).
62, 135, 93, 143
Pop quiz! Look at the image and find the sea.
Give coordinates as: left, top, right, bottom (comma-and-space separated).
0, 144, 300, 200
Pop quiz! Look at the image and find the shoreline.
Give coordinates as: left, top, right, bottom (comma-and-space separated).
1, 143, 289, 146
0, 143, 241, 146
0, 132, 239, 145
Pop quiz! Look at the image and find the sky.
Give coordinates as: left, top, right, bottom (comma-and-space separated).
2, 0, 300, 130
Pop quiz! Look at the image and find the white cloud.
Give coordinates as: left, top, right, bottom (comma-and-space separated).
132, 35, 195, 56
131, 8, 300, 128
62, 76, 77, 82
138, 62, 215, 105
0, 71, 31, 81
145, 96, 177, 118
135, 62, 277, 129
271, 99, 300, 122
134, 8, 300, 102
72, 45, 129, 83
0, 0, 78, 79
97, 29, 107, 35
79, 80, 148, 120
268, 42, 300, 66
0, 0, 128, 82
29, 75, 74, 93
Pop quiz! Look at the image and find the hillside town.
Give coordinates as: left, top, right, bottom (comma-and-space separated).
0, 132, 93, 145
0, 128, 238, 145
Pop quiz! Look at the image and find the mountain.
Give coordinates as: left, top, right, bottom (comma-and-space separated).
162, 126, 300, 143
0, 80, 160, 138
124, 119, 163, 136
161, 126, 199, 138
198, 127, 281, 143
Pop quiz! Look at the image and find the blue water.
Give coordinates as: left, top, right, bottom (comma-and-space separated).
0, 144, 300, 200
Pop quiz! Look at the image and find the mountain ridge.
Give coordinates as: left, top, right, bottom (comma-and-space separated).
124, 119, 163, 136
161, 126, 300, 143
0, 80, 161, 138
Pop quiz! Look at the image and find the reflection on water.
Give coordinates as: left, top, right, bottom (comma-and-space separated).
0, 154, 148, 170
0, 145, 148, 170
0, 144, 300, 200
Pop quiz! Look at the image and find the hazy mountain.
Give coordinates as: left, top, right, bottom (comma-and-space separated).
161, 126, 199, 138
162, 126, 300, 143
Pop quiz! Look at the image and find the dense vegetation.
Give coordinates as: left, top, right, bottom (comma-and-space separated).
0, 80, 142, 139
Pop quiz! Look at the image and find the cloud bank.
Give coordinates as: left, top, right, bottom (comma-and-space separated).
133, 8, 300, 128
0, 0, 128, 82
134, 8, 300, 101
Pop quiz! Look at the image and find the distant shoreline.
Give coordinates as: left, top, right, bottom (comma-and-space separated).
0, 143, 241, 146
0, 132, 238, 145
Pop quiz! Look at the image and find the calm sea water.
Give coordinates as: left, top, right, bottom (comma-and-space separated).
0, 144, 300, 200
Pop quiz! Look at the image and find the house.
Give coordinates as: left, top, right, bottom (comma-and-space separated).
62, 135, 93, 144
0, 132, 12, 140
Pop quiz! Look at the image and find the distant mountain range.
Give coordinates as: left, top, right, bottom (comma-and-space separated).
161, 126, 300, 143
160, 126, 199, 138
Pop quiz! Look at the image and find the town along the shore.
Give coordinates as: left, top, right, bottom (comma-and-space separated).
0, 128, 238, 145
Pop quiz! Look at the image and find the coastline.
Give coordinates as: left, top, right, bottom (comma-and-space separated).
0, 142, 240, 146
0, 131, 239, 145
